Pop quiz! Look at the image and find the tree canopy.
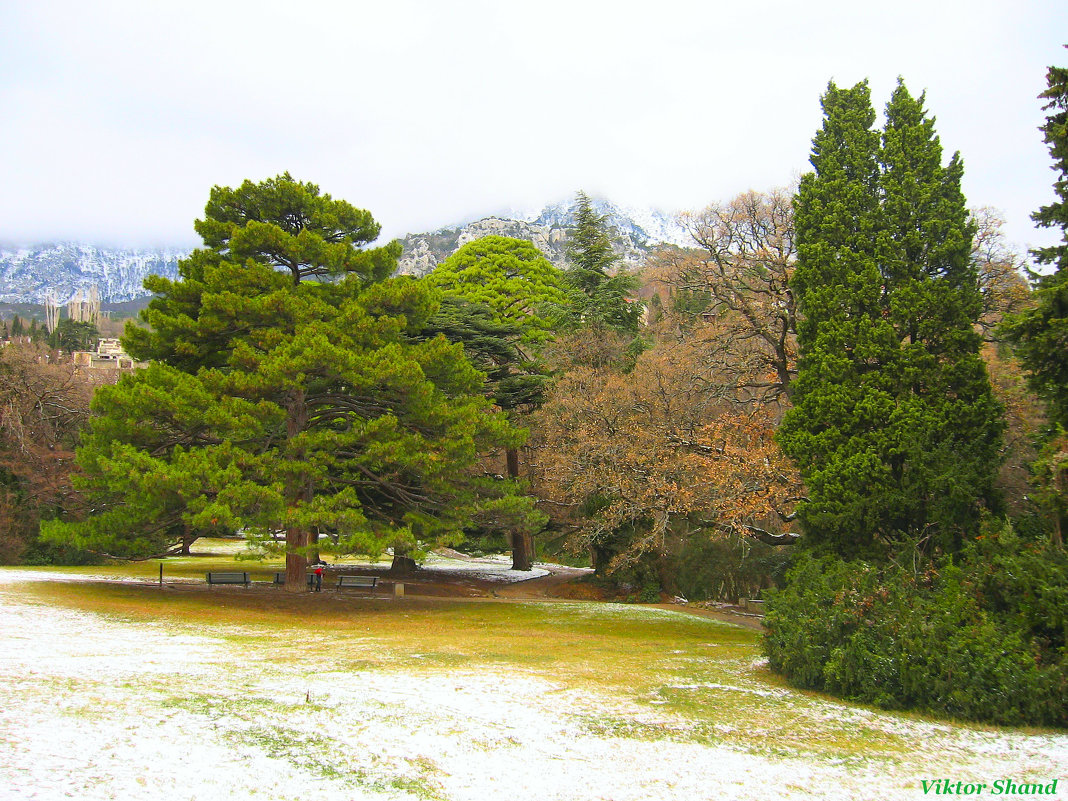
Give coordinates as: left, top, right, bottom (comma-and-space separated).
427, 235, 567, 343
1002, 60, 1068, 430
563, 192, 644, 334
426, 235, 565, 568
44, 175, 537, 589
778, 80, 1003, 558
123, 173, 402, 372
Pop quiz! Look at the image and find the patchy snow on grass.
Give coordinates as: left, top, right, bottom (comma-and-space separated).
180, 539, 574, 584
418, 551, 552, 583
1, 572, 1066, 801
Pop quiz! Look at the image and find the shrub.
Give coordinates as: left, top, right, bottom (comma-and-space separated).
638, 581, 661, 604
672, 532, 795, 603
763, 530, 1068, 728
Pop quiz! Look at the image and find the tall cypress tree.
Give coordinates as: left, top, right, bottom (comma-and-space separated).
778, 81, 896, 558
877, 82, 1003, 550
1001, 58, 1068, 547
779, 80, 1003, 558
1003, 60, 1068, 428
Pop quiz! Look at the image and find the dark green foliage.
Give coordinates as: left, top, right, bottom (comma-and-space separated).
637, 582, 661, 604
763, 524, 1068, 727
1003, 274, 1068, 429
422, 295, 549, 412
19, 534, 105, 566
1002, 60, 1068, 428
779, 80, 1003, 558
672, 533, 794, 603
566, 192, 619, 283
426, 235, 567, 413
563, 192, 644, 334
45, 176, 540, 571
1030, 60, 1068, 274
48, 319, 98, 353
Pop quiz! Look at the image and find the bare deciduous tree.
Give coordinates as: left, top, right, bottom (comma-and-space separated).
651, 187, 797, 404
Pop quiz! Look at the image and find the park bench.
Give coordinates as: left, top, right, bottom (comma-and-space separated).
206, 571, 250, 587
273, 572, 316, 588
336, 575, 378, 593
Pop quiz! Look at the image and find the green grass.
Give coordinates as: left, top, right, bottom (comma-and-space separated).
4, 551, 1019, 768
7, 574, 933, 765
1, 536, 386, 582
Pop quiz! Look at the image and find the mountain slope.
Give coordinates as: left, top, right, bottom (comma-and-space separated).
0, 198, 692, 303
397, 196, 690, 276
0, 244, 183, 304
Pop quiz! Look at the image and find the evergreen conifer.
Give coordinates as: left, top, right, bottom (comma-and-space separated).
779, 80, 1003, 557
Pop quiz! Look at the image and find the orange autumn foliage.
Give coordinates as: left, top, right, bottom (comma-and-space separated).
528, 327, 802, 573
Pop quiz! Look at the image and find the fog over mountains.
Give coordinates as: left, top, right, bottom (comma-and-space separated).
0, 198, 692, 305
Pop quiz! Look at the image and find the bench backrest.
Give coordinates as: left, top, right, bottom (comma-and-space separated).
274, 572, 316, 586
206, 572, 250, 584
337, 576, 377, 587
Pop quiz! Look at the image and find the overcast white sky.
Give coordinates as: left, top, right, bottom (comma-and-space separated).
1, 0, 1065, 256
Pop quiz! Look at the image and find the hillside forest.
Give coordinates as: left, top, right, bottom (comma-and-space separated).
1, 71, 1067, 727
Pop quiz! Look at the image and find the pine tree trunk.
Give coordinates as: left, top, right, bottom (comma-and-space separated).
592, 543, 612, 577
505, 446, 534, 571
284, 527, 309, 592
510, 531, 533, 571
180, 531, 196, 556
283, 390, 311, 593
390, 547, 418, 576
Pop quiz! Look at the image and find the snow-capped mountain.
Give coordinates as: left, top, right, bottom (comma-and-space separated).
396, 197, 691, 277
0, 199, 692, 303
523, 196, 691, 250
0, 243, 184, 304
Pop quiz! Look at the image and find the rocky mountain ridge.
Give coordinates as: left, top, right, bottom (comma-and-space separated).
1, 198, 692, 304
397, 197, 690, 276
0, 243, 184, 304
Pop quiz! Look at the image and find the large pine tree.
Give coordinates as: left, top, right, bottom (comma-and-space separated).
779, 80, 1003, 558
45, 175, 533, 589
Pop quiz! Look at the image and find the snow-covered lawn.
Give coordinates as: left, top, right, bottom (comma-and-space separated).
419, 550, 553, 582
0, 570, 1064, 801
